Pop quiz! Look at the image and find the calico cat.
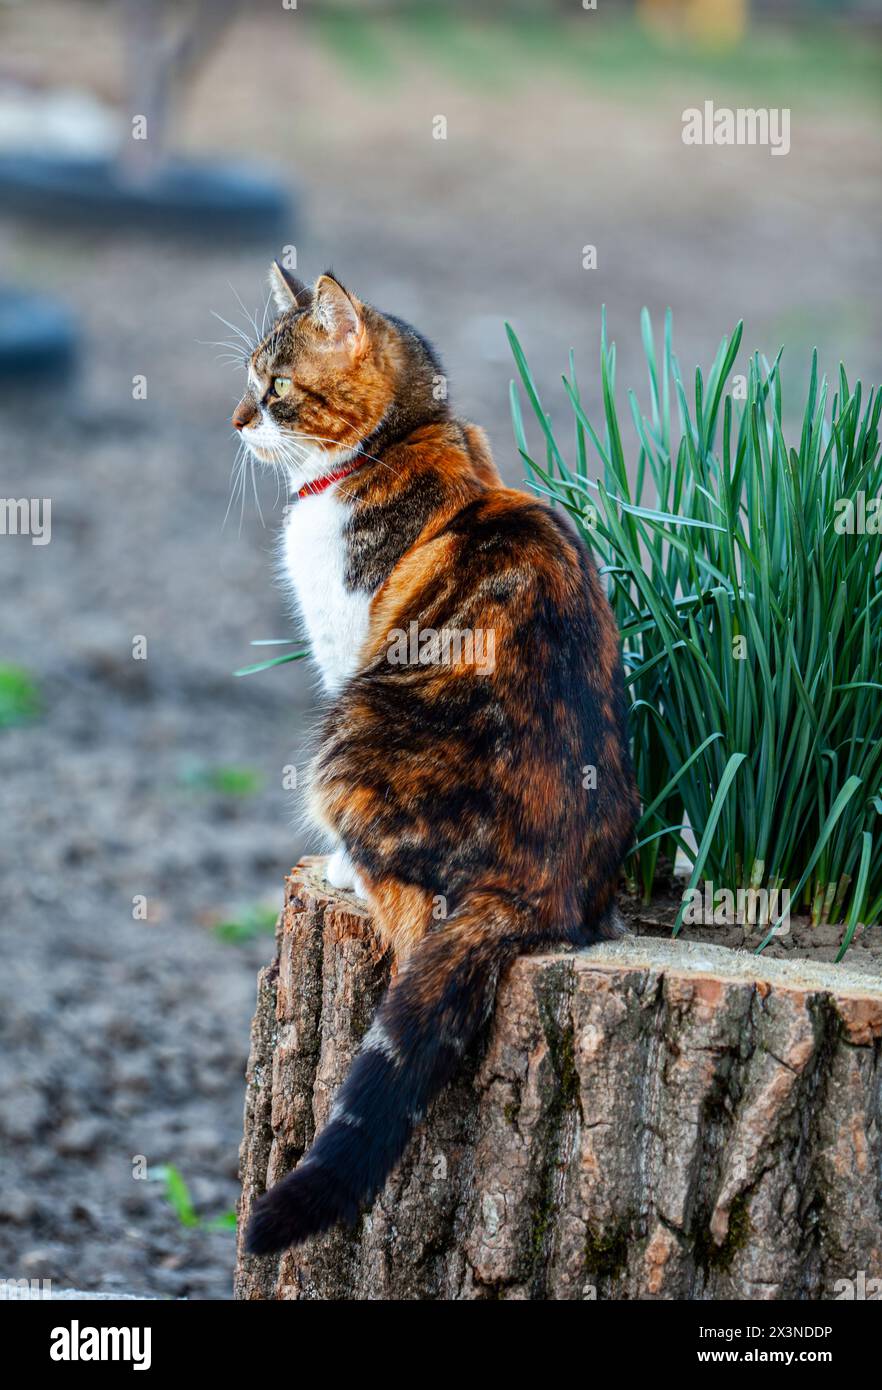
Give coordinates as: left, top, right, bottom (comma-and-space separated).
233, 265, 638, 1254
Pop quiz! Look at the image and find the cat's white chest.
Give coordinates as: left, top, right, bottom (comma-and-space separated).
281, 487, 372, 695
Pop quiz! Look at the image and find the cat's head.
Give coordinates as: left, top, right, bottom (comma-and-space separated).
231, 266, 443, 490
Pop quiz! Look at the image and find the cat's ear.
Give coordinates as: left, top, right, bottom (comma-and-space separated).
268, 260, 308, 313
312, 274, 363, 352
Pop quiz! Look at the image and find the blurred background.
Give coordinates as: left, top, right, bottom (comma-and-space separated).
0, 0, 879, 1299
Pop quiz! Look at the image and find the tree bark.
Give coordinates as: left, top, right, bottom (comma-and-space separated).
235, 859, 882, 1301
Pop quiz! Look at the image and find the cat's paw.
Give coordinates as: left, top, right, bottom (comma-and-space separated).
325, 847, 357, 890
324, 849, 368, 901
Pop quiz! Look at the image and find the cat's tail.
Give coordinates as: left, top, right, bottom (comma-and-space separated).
245, 889, 530, 1254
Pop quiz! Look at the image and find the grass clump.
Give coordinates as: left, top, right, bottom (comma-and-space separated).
179, 762, 264, 797
0, 664, 40, 728
148, 1164, 236, 1232
213, 903, 278, 945
509, 311, 881, 948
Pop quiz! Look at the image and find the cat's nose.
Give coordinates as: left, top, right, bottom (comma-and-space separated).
232, 399, 256, 431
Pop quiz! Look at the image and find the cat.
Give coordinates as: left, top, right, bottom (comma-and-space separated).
232, 264, 639, 1254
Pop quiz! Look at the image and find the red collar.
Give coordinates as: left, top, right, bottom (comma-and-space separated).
297, 458, 363, 500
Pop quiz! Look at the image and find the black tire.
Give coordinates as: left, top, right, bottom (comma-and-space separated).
0, 288, 78, 381
0, 155, 292, 241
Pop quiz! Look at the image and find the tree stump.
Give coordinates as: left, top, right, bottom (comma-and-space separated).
235, 859, 882, 1300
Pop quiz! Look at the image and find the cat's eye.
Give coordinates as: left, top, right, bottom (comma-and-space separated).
273, 377, 293, 398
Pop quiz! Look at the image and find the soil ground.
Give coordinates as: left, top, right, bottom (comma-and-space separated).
0, 3, 880, 1298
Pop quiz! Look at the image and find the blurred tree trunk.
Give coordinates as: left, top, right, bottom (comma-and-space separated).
236, 859, 882, 1300
119, 0, 239, 178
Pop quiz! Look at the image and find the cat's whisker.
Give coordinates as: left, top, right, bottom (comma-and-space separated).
199, 333, 251, 370
256, 438, 308, 499
249, 454, 265, 529
199, 338, 249, 356
237, 448, 253, 537
251, 427, 393, 504
290, 429, 406, 487
271, 452, 284, 508
229, 282, 263, 346
260, 287, 275, 338
223, 448, 248, 533
265, 442, 297, 503
273, 438, 312, 470
211, 310, 255, 353
211, 318, 254, 353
